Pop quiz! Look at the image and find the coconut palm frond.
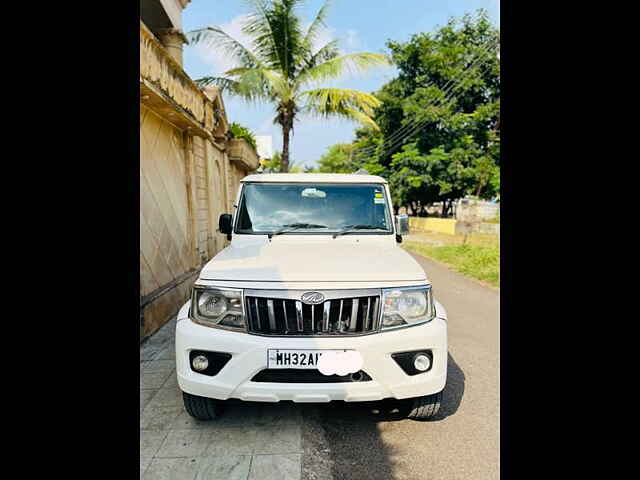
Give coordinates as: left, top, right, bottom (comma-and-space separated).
231, 69, 277, 103
244, 0, 305, 77
187, 27, 262, 68
296, 52, 391, 87
301, 88, 381, 128
301, 0, 332, 53
339, 107, 380, 130
260, 69, 294, 100
195, 76, 239, 91
196, 73, 265, 103
225, 66, 293, 102
300, 39, 341, 74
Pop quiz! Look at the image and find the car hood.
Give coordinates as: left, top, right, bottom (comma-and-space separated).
199, 239, 427, 283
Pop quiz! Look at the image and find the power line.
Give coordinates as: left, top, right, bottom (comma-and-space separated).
352, 53, 495, 163
366, 40, 499, 155
350, 41, 499, 162
363, 53, 496, 161
351, 41, 497, 159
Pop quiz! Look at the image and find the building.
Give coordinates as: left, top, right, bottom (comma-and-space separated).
255, 135, 273, 161
140, 0, 259, 340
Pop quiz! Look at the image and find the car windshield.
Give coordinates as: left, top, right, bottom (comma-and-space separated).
235, 183, 392, 234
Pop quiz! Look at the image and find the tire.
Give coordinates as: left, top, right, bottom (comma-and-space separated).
405, 390, 443, 421
182, 392, 219, 421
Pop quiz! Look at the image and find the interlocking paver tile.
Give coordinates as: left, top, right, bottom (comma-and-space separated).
140, 430, 169, 457
195, 455, 251, 480
162, 372, 179, 389
155, 346, 176, 360
141, 389, 159, 412
156, 429, 214, 458
143, 457, 200, 480
170, 409, 219, 431
141, 370, 172, 389
140, 456, 153, 479
141, 345, 164, 362
143, 360, 176, 373
146, 386, 183, 408
202, 427, 257, 456
248, 454, 301, 480
141, 405, 183, 431
253, 424, 302, 454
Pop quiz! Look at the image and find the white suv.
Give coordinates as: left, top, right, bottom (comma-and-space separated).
175, 173, 447, 420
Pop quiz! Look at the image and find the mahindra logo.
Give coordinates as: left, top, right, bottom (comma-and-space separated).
300, 292, 325, 305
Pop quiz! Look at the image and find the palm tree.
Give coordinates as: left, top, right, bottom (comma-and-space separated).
188, 0, 390, 172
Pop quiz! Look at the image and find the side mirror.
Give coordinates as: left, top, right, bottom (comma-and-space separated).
395, 214, 410, 236
219, 214, 233, 240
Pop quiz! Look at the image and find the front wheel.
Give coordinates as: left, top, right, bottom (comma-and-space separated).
182, 392, 219, 421
404, 390, 443, 421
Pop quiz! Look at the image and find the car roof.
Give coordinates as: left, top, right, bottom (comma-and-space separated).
240, 173, 388, 184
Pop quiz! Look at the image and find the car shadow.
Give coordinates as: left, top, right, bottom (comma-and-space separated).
307, 352, 464, 424
299, 353, 465, 479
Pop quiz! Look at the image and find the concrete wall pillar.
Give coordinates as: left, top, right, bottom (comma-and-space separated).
158, 28, 187, 67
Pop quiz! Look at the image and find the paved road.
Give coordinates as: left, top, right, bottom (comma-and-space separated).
140, 252, 499, 480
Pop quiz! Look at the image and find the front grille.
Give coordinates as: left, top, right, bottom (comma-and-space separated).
245, 290, 381, 336
251, 369, 372, 383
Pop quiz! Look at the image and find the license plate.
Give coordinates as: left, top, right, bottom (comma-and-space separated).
267, 349, 349, 369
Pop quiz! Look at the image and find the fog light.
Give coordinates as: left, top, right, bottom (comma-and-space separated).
414, 354, 431, 372
192, 355, 209, 372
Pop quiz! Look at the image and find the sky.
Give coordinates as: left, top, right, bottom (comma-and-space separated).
182, 0, 500, 168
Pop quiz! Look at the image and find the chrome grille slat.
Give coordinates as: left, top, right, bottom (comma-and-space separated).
267, 300, 276, 331
246, 293, 380, 336
365, 298, 371, 331
254, 297, 261, 330
282, 300, 289, 333
311, 304, 315, 332
323, 302, 331, 331
372, 297, 379, 330
295, 301, 303, 332
350, 299, 359, 332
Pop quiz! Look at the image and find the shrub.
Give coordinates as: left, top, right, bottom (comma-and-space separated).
229, 122, 257, 149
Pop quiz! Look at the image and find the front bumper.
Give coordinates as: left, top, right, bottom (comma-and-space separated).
175, 301, 447, 403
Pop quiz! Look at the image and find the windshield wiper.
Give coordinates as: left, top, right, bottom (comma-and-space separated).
268, 223, 328, 239
332, 224, 385, 239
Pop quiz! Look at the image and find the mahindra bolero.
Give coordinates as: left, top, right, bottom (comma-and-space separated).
175, 173, 448, 421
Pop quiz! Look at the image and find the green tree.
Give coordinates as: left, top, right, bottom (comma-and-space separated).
338, 10, 500, 213
261, 150, 304, 172
317, 143, 356, 173
188, 0, 389, 172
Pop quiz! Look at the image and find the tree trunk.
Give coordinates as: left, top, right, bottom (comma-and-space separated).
281, 119, 291, 173
441, 200, 447, 218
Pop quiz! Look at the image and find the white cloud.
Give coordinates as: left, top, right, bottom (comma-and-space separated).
194, 14, 254, 75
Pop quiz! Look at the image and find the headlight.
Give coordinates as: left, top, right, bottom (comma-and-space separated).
381, 286, 435, 330
190, 287, 245, 331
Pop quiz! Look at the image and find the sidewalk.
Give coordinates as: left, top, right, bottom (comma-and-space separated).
140, 317, 303, 480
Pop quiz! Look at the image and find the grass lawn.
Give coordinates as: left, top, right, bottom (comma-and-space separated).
403, 232, 499, 288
